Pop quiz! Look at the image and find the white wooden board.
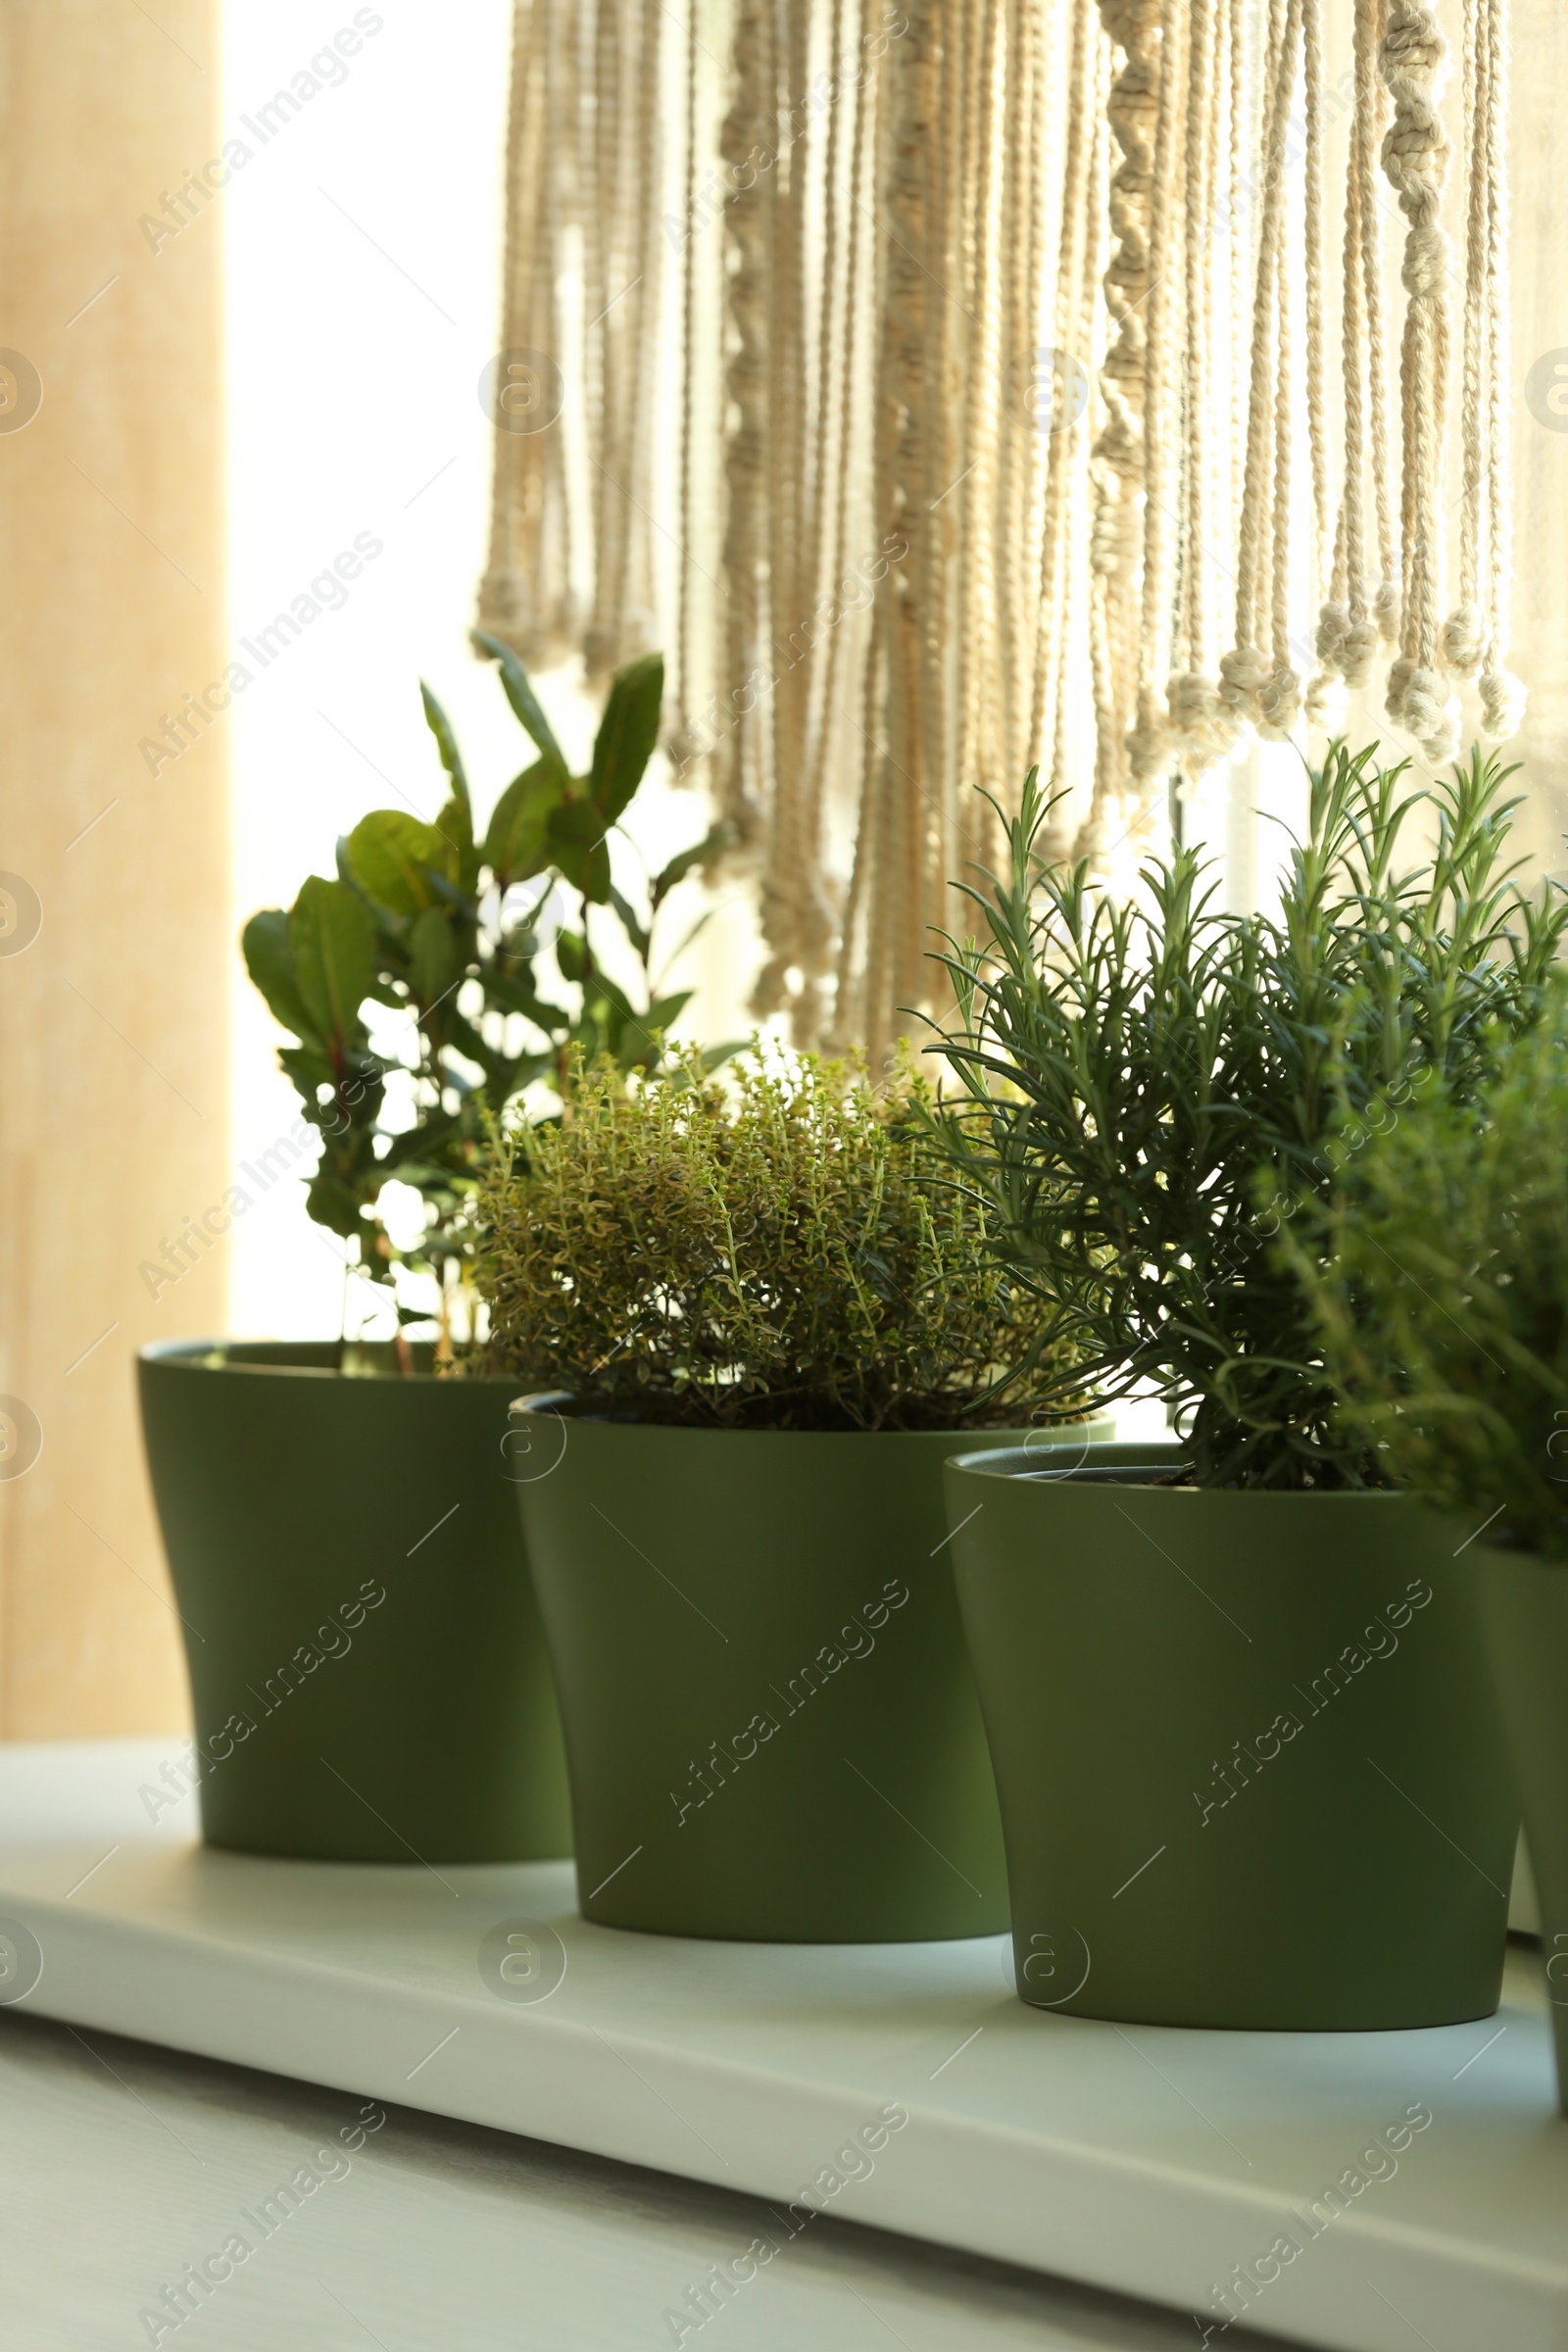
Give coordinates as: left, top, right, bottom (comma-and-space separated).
1, 1739, 1564, 2352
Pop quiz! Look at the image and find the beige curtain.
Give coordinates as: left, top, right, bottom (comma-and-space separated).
0, 0, 228, 1740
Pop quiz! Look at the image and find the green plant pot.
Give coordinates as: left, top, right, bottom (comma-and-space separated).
137, 1341, 571, 1864
1469, 1544, 1568, 2108
945, 1443, 1517, 2029
511, 1403, 1107, 1940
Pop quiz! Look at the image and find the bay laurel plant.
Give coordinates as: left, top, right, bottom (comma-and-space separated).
1295, 993, 1568, 1554
472, 1047, 1087, 1431
927, 742, 1567, 1488
242, 639, 730, 1348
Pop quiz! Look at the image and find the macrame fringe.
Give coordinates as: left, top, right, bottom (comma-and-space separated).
478, 0, 1528, 1058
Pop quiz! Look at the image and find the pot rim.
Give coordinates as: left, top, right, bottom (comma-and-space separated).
137, 1338, 522, 1387
947, 1439, 1414, 1499
508, 1390, 1116, 1441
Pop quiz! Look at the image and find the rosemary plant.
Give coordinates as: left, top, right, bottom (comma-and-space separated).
1296, 992, 1568, 1555
473, 1047, 1086, 1431
929, 742, 1566, 1488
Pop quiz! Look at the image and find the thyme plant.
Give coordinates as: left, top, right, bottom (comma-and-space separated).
243, 640, 729, 1348
1297, 995, 1568, 1555
929, 743, 1566, 1488
473, 1048, 1086, 1431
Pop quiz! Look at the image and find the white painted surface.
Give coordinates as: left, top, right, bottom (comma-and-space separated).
1, 1741, 1564, 2352
0, 2000, 1270, 2352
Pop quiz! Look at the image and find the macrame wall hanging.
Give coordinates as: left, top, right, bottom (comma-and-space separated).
478, 0, 1523, 1062
476, 0, 666, 680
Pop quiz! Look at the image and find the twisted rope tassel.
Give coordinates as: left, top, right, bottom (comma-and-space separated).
1166, 0, 1238, 770
1443, 0, 1485, 686
1480, 661, 1528, 741
1380, 0, 1459, 766
1313, 0, 1389, 706
1126, 0, 1185, 787
476, 0, 578, 666
665, 0, 705, 768
714, 0, 771, 856
1030, 0, 1097, 835
1476, 0, 1524, 739
1257, 0, 1306, 739
1218, 0, 1298, 736
1086, 0, 1161, 836
1298, 0, 1344, 728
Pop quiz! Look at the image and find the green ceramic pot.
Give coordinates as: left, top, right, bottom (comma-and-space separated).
945, 1443, 1517, 2029
1469, 1544, 1568, 2108
137, 1341, 571, 1864
511, 1402, 1106, 1940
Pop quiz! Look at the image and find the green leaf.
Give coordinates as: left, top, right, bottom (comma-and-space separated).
555, 928, 588, 985
420, 682, 469, 815
378, 1114, 463, 1171
650, 822, 731, 911
440, 1005, 503, 1085
481, 968, 566, 1029
305, 1168, 367, 1238
242, 908, 318, 1044
335, 836, 400, 950
288, 877, 375, 1054
346, 810, 454, 916
581, 967, 640, 1027
422, 689, 478, 890
612, 990, 693, 1071
609, 886, 651, 962
495, 1046, 559, 1096
640, 990, 692, 1038
656, 903, 720, 974
410, 905, 461, 1007
437, 796, 481, 896
279, 1043, 336, 1098
497, 915, 541, 962
381, 1163, 451, 1195
547, 796, 612, 903
590, 652, 664, 824
473, 629, 569, 775
483, 759, 566, 890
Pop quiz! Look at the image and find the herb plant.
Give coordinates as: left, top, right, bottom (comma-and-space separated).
472, 1047, 1087, 1431
242, 639, 729, 1348
1297, 993, 1568, 1555
928, 743, 1566, 1488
